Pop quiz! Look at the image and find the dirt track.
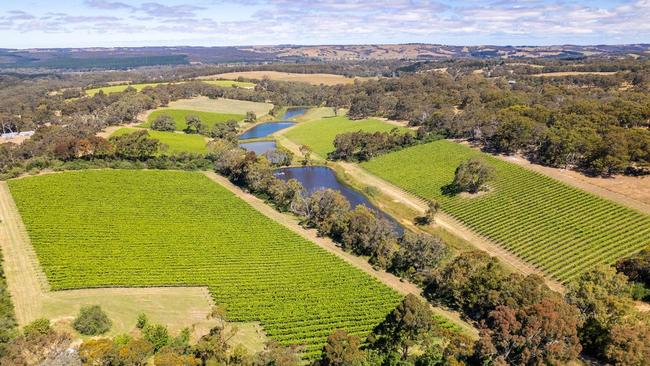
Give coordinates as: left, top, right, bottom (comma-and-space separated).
0, 181, 47, 324
203, 172, 478, 337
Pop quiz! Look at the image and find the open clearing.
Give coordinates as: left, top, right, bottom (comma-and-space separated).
85, 80, 255, 96
204, 71, 370, 86
141, 109, 245, 131
283, 116, 410, 157
7, 170, 402, 358
529, 71, 620, 77
111, 128, 209, 154
361, 140, 650, 283
163, 96, 273, 117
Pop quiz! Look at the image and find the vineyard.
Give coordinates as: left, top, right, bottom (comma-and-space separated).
284, 116, 408, 157
111, 128, 208, 155
143, 109, 245, 131
361, 140, 650, 282
8, 170, 401, 358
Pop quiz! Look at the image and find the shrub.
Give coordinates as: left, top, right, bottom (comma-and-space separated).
151, 115, 176, 131
73, 305, 112, 335
23, 318, 51, 337
245, 111, 257, 122
142, 324, 170, 352
136, 313, 148, 329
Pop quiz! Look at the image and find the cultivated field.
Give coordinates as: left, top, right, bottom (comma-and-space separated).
142, 109, 245, 131
111, 128, 208, 154
165, 96, 273, 117
8, 170, 402, 357
283, 116, 409, 157
85, 80, 255, 96
361, 140, 650, 282
205, 71, 370, 86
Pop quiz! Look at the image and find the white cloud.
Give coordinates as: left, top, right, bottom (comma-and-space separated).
1, 0, 649, 46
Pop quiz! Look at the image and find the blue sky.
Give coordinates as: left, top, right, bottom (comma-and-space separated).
0, 0, 648, 48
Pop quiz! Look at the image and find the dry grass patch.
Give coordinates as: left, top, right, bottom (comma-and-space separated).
167, 96, 273, 117
205, 71, 371, 86
530, 71, 620, 77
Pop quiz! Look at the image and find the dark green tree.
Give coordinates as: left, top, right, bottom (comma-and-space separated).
73, 305, 112, 336
369, 294, 436, 359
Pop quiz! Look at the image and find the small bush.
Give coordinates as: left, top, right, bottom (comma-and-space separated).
73, 305, 112, 335
23, 318, 51, 337
136, 313, 148, 329
142, 323, 170, 352
151, 115, 176, 132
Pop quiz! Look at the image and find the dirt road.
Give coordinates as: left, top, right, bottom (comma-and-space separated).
204, 172, 478, 337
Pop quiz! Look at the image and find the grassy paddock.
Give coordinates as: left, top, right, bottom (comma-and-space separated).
283, 116, 409, 157
8, 170, 401, 358
167, 97, 273, 117
361, 140, 650, 282
111, 128, 208, 154
142, 109, 245, 131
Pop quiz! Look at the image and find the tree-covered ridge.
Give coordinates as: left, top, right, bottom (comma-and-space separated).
8, 170, 402, 358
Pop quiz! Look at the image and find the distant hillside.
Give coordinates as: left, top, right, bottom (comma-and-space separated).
0, 44, 648, 70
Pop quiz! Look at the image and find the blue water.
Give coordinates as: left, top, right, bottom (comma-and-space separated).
274, 166, 403, 234
282, 108, 307, 120
239, 122, 295, 140
238, 108, 306, 140
239, 141, 277, 155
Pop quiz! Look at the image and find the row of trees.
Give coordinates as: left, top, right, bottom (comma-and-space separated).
329, 129, 430, 161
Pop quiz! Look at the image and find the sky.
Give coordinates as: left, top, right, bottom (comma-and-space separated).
0, 0, 648, 48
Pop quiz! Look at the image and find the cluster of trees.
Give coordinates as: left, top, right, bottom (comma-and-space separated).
329, 129, 428, 161
1, 127, 214, 180
0, 307, 304, 366
316, 295, 475, 366
74, 309, 301, 366
327, 71, 650, 176
450, 157, 495, 194
426, 251, 650, 365
617, 247, 650, 301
